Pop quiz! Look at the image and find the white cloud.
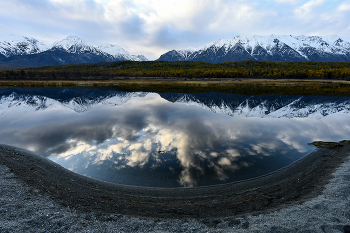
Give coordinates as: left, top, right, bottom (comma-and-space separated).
0, 0, 350, 59
274, 0, 300, 4
338, 2, 350, 11
218, 157, 231, 166
295, 0, 325, 17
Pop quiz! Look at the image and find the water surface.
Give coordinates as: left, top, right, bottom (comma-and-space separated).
1, 88, 350, 187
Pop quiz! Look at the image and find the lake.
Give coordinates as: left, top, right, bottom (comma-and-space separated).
1, 87, 350, 187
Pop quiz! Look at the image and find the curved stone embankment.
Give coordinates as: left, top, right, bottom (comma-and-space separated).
0, 143, 349, 219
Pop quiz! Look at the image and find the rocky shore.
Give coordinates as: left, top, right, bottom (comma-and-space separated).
1, 143, 350, 232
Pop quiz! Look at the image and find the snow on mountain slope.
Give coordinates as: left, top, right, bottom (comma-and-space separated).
131, 55, 148, 61
158, 35, 350, 62
0, 33, 49, 57
97, 44, 147, 61
201, 35, 350, 55
0, 34, 148, 62
52, 35, 99, 54
48, 36, 148, 61
97, 44, 132, 59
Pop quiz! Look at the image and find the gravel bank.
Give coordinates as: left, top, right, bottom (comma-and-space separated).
1, 144, 350, 232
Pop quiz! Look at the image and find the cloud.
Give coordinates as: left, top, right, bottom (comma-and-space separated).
0, 0, 350, 59
338, 2, 350, 11
274, 0, 300, 4
294, 0, 326, 17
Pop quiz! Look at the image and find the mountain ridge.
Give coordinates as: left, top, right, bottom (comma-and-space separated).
0, 34, 148, 68
158, 35, 350, 63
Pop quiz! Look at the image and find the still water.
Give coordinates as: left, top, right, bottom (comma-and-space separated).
1, 88, 350, 187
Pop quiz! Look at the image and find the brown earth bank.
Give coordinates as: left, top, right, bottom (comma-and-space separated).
2, 77, 350, 85
1, 78, 350, 96
1, 143, 350, 220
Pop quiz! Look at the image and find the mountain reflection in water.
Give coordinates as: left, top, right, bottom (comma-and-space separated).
1, 88, 350, 187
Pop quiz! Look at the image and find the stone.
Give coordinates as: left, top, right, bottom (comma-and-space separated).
344, 225, 350, 233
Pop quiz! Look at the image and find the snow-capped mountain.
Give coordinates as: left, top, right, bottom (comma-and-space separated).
0, 34, 147, 68
97, 44, 135, 61
158, 35, 350, 62
52, 35, 100, 54
1, 88, 350, 119
0, 34, 49, 58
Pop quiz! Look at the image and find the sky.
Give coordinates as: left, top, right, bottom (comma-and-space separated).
0, 0, 350, 60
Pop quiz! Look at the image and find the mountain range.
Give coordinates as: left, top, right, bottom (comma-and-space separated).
0, 34, 147, 69
158, 35, 350, 62
1, 88, 349, 119
1, 34, 350, 69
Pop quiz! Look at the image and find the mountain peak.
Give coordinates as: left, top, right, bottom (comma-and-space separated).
52, 36, 89, 51
0, 33, 49, 57
66, 35, 82, 40
98, 44, 129, 57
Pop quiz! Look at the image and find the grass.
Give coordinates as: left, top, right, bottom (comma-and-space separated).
1, 78, 350, 96
308, 141, 344, 149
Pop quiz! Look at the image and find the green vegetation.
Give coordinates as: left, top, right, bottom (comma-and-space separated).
1, 78, 350, 96
308, 141, 343, 149
1, 61, 350, 96
1, 60, 350, 80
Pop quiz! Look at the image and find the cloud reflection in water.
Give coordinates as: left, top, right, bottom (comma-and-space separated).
1, 93, 350, 187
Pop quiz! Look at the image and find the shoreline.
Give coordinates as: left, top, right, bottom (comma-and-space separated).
1, 143, 350, 219
1, 78, 350, 96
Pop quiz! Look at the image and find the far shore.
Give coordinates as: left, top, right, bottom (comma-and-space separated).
1, 77, 350, 96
